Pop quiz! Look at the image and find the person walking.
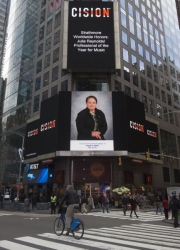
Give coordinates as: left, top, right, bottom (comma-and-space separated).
24, 196, 30, 213
129, 194, 139, 218
88, 195, 94, 212
31, 193, 37, 210
50, 193, 57, 214
12, 196, 19, 211
59, 185, 79, 235
81, 196, 88, 214
162, 197, 169, 220
155, 195, 162, 214
0, 194, 4, 210
102, 193, 109, 213
122, 194, 129, 216
170, 195, 179, 228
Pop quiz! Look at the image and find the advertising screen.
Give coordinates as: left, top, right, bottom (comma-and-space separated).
67, 1, 115, 70
70, 92, 114, 151
23, 168, 54, 184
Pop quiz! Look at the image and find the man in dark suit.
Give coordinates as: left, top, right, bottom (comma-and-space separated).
76, 96, 107, 140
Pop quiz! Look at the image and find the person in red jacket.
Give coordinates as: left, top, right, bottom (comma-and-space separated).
162, 197, 169, 220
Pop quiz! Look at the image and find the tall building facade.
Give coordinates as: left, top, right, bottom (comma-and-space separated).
1, 0, 180, 200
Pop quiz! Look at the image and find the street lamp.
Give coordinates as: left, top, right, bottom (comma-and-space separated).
7, 131, 25, 196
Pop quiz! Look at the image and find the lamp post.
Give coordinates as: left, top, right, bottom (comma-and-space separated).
8, 131, 25, 197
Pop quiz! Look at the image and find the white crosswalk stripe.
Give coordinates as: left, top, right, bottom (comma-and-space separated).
0, 213, 12, 217
85, 211, 164, 221
0, 223, 179, 250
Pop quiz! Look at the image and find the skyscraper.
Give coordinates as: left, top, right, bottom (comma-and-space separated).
1, 0, 180, 199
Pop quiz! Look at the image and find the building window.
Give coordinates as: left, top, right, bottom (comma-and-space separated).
38, 43, 43, 57
52, 66, 59, 81
174, 169, 180, 183
135, 0, 139, 8
39, 26, 44, 41
54, 30, 60, 45
120, 0, 126, 10
36, 60, 42, 73
53, 47, 59, 63
136, 10, 140, 23
145, 50, 150, 62
142, 95, 148, 112
61, 80, 68, 91
138, 44, 143, 56
153, 70, 158, 83
139, 60, 145, 73
137, 25, 142, 40
141, 4, 146, 14
163, 106, 168, 122
163, 167, 170, 182
122, 31, 128, 44
158, 60, 163, 72
44, 54, 50, 68
156, 103, 162, 118
142, 17, 147, 30
144, 30, 149, 46
123, 48, 129, 62
148, 82, 153, 95
42, 90, 48, 101
167, 94, 172, 106
132, 55, 137, 68
45, 37, 51, 51
124, 66, 130, 82
33, 95, 40, 112
149, 98, 155, 115
129, 18, 134, 34
130, 38, 136, 50
51, 85, 58, 96
164, 65, 168, 76
47, 19, 52, 34
134, 90, 139, 101
150, 37, 155, 51
161, 90, 166, 103
132, 72, 138, 86
121, 11, 127, 28
40, 9, 46, 24
43, 71, 49, 86
124, 85, 131, 96
35, 77, 41, 91
41, 0, 46, 8
115, 80, 121, 91
152, 55, 156, 67
166, 79, 170, 91
155, 86, 160, 99
141, 77, 146, 91
128, 3, 133, 17
147, 65, 152, 79
55, 12, 61, 28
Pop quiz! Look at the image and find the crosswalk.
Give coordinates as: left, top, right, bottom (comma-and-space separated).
85, 211, 165, 221
0, 213, 12, 217
0, 223, 179, 250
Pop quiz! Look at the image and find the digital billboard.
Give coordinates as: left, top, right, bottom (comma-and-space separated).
67, 1, 115, 71
70, 92, 113, 151
25, 91, 159, 157
23, 168, 54, 184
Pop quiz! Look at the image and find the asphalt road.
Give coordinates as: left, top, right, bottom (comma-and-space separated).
0, 209, 179, 250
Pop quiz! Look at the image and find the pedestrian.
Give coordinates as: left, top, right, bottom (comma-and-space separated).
24, 196, 30, 213
122, 193, 129, 216
58, 185, 79, 235
31, 193, 37, 210
0, 194, 4, 210
81, 196, 88, 214
129, 194, 139, 218
102, 193, 109, 213
88, 195, 94, 212
162, 197, 169, 220
170, 195, 180, 228
155, 195, 162, 214
50, 193, 57, 214
169, 196, 174, 220
12, 196, 19, 211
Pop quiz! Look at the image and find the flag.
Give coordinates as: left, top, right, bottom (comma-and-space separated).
56, 0, 61, 9
49, 1, 54, 13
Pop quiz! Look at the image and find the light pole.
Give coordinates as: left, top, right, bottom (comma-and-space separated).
8, 131, 25, 196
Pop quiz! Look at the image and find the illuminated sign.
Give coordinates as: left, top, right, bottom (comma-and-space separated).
147, 130, 157, 138
40, 120, 56, 132
130, 121, 144, 132
71, 7, 111, 18
28, 129, 38, 137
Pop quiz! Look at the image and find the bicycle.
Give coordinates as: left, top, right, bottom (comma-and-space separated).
54, 206, 84, 240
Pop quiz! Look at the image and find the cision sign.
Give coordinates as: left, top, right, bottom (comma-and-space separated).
67, 1, 115, 71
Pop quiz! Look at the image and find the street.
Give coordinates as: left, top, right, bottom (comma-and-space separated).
0, 210, 179, 250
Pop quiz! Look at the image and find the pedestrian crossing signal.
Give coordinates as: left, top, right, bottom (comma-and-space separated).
118, 157, 122, 165
145, 152, 150, 160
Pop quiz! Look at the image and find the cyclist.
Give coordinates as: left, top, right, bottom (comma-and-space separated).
59, 185, 79, 235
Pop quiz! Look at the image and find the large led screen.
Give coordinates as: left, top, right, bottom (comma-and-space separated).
70, 92, 113, 151
23, 168, 54, 184
67, 1, 115, 70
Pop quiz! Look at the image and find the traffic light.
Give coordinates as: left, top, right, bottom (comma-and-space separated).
145, 152, 150, 160
118, 157, 122, 165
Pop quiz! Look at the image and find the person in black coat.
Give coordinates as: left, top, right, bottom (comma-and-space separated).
170, 195, 180, 228
129, 194, 139, 218
76, 96, 107, 140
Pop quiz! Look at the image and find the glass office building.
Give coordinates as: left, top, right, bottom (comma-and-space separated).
1, 0, 180, 199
